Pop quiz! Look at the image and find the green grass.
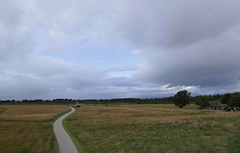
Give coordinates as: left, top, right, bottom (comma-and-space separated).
0, 108, 6, 114
0, 105, 71, 153
65, 104, 240, 153
0, 122, 52, 153
49, 124, 60, 153
63, 115, 88, 153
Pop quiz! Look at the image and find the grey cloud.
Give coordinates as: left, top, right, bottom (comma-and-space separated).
0, 0, 33, 60
1, 0, 240, 99
136, 24, 240, 87
0, 0, 21, 28
119, 0, 240, 89
0, 55, 102, 99
114, 0, 240, 49
103, 77, 141, 87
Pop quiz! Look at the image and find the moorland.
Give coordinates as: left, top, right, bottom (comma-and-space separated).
1, 103, 240, 153
0, 105, 69, 153
65, 104, 240, 153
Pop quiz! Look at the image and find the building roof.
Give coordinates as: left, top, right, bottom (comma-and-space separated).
209, 101, 222, 107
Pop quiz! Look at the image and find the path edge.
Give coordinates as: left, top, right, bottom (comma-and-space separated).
50, 124, 60, 153
52, 107, 72, 153
62, 109, 88, 153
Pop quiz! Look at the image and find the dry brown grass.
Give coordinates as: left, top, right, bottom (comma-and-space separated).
66, 104, 240, 153
0, 105, 70, 152
0, 122, 52, 153
69, 104, 240, 125
0, 105, 69, 121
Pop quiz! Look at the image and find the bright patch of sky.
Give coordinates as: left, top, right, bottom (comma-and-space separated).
106, 71, 135, 78
35, 38, 139, 70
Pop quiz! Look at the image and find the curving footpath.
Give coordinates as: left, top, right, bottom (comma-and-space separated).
53, 107, 79, 153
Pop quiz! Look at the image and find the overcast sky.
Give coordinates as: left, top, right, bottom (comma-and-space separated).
0, 0, 240, 100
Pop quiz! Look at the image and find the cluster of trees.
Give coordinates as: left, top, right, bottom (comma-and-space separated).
221, 92, 240, 107
173, 91, 240, 108
194, 92, 240, 108
99, 98, 174, 104
1, 91, 239, 107
195, 96, 210, 108
0, 98, 175, 105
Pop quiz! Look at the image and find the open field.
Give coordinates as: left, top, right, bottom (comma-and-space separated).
0, 105, 70, 153
0, 122, 52, 153
65, 104, 240, 153
0, 105, 69, 121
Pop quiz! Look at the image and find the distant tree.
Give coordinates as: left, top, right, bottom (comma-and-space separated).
221, 93, 232, 104
195, 96, 210, 108
174, 90, 191, 108
227, 93, 240, 107
11, 100, 15, 103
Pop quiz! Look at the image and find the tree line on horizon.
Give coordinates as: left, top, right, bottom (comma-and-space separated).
0, 92, 239, 105
173, 90, 240, 108
0, 97, 174, 104
195, 92, 240, 108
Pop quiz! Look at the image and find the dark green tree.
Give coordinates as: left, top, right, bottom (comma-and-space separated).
221, 93, 232, 104
174, 90, 191, 108
227, 92, 240, 107
195, 96, 210, 108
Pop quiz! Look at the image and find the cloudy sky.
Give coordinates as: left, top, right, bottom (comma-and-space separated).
1, 0, 240, 100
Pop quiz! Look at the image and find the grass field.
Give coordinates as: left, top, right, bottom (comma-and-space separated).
0, 105, 70, 153
0, 105, 69, 121
65, 104, 240, 153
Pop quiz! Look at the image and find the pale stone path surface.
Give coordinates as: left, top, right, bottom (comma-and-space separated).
53, 107, 79, 153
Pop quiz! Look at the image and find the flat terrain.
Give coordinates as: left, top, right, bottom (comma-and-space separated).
65, 104, 240, 153
0, 105, 70, 153
54, 108, 78, 153
0, 122, 52, 153
0, 105, 69, 121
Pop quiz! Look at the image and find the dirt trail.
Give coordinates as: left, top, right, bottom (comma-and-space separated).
53, 107, 78, 153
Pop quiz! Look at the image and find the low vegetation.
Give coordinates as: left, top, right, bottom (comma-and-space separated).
0, 105, 70, 153
0, 105, 69, 121
0, 122, 52, 153
66, 104, 240, 153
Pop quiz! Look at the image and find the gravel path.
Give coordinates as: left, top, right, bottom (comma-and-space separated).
53, 107, 79, 153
